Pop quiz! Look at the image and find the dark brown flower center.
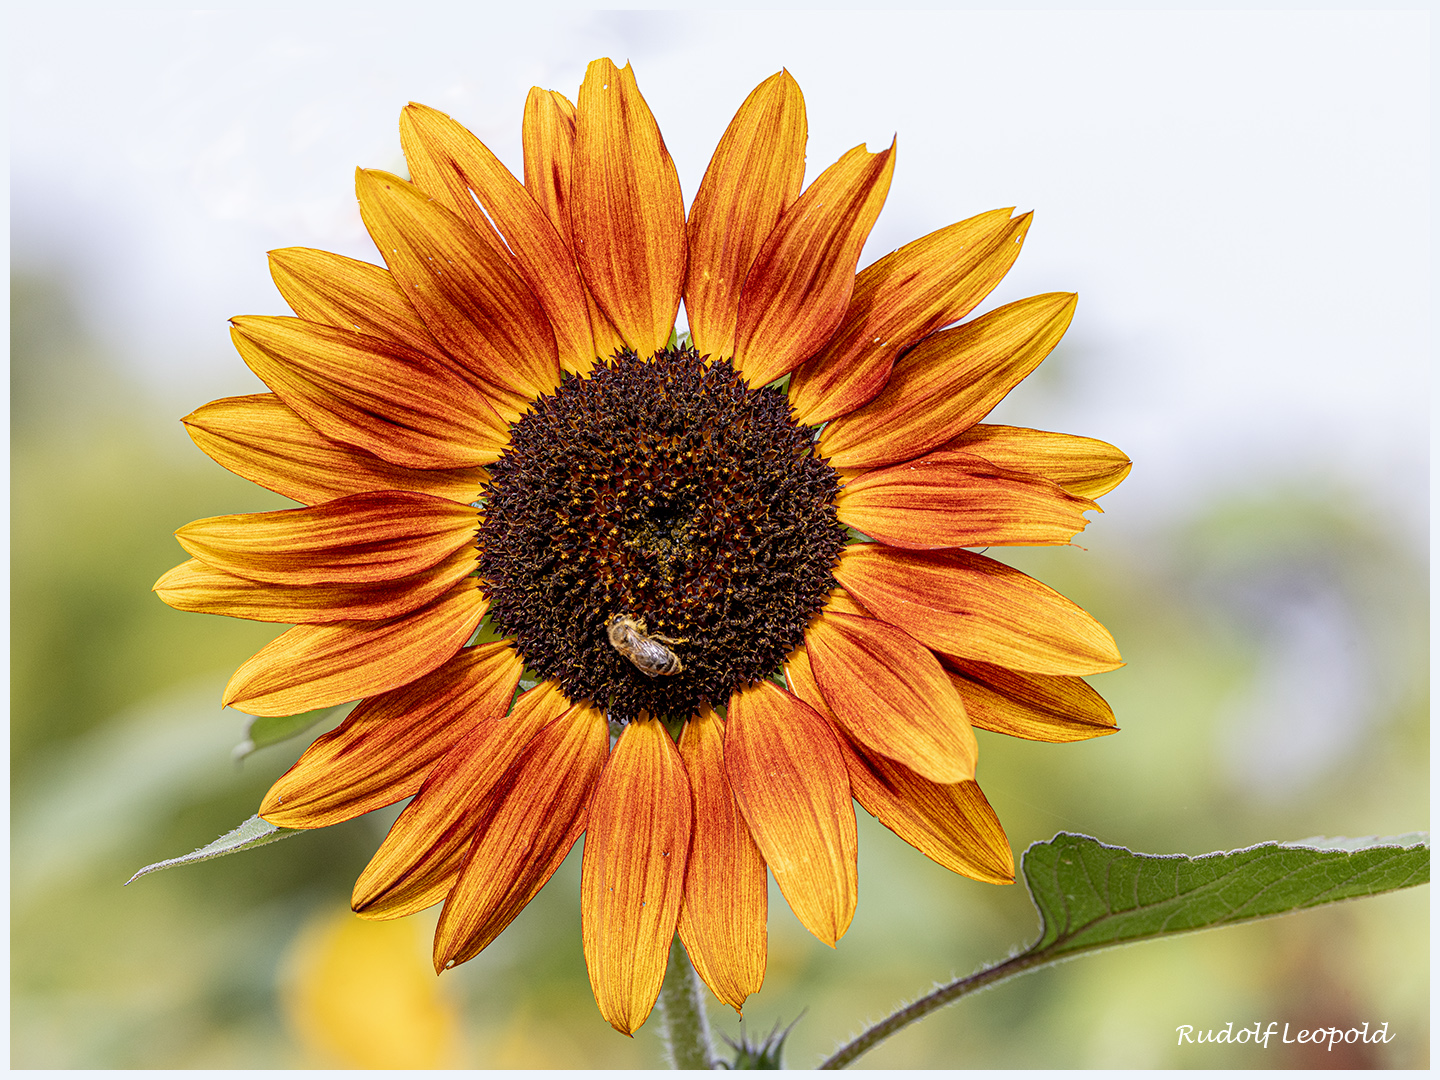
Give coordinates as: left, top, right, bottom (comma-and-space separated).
475, 346, 846, 723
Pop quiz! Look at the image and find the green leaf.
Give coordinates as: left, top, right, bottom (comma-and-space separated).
232, 704, 349, 761
124, 813, 300, 885
1021, 832, 1430, 960
818, 831, 1429, 1069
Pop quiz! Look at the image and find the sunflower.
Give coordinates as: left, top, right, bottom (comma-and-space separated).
157, 58, 1129, 1035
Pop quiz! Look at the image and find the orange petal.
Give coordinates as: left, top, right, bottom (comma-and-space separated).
796, 614, 975, 784
183, 394, 487, 506
571, 59, 686, 357
355, 168, 560, 404
789, 209, 1031, 425
816, 292, 1078, 469
352, 680, 572, 918
731, 141, 895, 387
174, 490, 478, 585
522, 86, 630, 362
267, 247, 438, 356
433, 698, 608, 968
819, 586, 869, 618
835, 451, 1097, 549
230, 316, 506, 470
260, 641, 523, 828
685, 70, 806, 360
947, 658, 1117, 742
675, 707, 767, 1013
941, 423, 1133, 500
154, 546, 475, 623
834, 544, 1123, 676
401, 103, 599, 375
222, 578, 487, 716
835, 730, 1014, 884
580, 717, 692, 1035
724, 681, 856, 946
522, 87, 579, 246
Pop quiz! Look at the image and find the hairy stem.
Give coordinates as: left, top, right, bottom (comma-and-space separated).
818, 951, 1053, 1069
658, 936, 716, 1069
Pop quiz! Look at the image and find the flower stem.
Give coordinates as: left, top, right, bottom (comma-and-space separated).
817, 951, 1050, 1069
658, 936, 716, 1069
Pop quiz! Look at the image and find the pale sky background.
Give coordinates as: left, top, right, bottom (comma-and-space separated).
10, 6, 1431, 541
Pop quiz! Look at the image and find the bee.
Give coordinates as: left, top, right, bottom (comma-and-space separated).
606, 614, 686, 677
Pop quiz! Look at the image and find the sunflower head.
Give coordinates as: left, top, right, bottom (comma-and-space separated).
477, 344, 847, 723
158, 57, 1129, 1037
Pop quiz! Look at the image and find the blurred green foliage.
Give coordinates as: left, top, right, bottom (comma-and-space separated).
10, 272, 1427, 1068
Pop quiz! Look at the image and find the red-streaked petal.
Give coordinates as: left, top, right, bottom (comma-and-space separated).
260, 641, 523, 828
685, 70, 806, 361
724, 681, 856, 946
401, 103, 599, 375
581, 717, 692, 1035
796, 614, 975, 784
523, 87, 579, 246
268, 247, 437, 355
676, 707, 767, 1013
817, 292, 1078, 469
355, 168, 561, 404
352, 680, 572, 918
835, 452, 1097, 549
948, 659, 1117, 742
230, 316, 507, 469
433, 698, 608, 968
942, 424, 1133, 500
222, 578, 487, 716
834, 544, 1123, 676
183, 394, 487, 506
789, 209, 1031, 425
522, 86, 630, 362
572, 59, 686, 358
153, 546, 475, 623
836, 731, 1014, 884
174, 490, 478, 585
731, 141, 895, 387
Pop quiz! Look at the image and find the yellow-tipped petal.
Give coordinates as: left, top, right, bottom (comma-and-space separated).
222, 579, 487, 716
834, 451, 1098, 550
581, 717, 692, 1035
835, 544, 1123, 676
261, 642, 523, 829
355, 168, 561, 404
433, 700, 608, 969
817, 292, 1078, 470
942, 423, 1133, 500
352, 681, 573, 919
725, 681, 856, 946
571, 59, 686, 357
790, 209, 1030, 425
401, 103, 599, 375
795, 615, 976, 785
183, 394, 487, 507
676, 708, 767, 1012
731, 141, 895, 387
685, 70, 807, 361
174, 490, 478, 586
230, 315, 507, 469
948, 659, 1118, 742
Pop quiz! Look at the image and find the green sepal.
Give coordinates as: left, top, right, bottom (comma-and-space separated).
720, 1016, 802, 1069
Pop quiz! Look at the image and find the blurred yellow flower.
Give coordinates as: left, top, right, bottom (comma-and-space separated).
282, 910, 460, 1068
